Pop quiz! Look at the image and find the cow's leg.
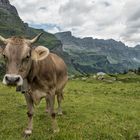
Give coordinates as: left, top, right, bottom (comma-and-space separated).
45, 95, 50, 113
48, 90, 59, 133
23, 93, 34, 137
57, 93, 63, 115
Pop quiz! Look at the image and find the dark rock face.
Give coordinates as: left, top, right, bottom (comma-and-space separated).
55, 31, 140, 73
0, 0, 18, 15
0, 0, 10, 5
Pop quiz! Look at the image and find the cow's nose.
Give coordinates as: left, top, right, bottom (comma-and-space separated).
3, 74, 23, 86
5, 75, 20, 85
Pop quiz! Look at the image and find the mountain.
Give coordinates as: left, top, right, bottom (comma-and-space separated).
55, 31, 140, 73
0, 0, 77, 75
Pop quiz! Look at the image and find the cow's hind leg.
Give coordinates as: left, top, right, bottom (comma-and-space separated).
48, 89, 59, 133
45, 95, 50, 113
23, 93, 34, 137
57, 91, 63, 115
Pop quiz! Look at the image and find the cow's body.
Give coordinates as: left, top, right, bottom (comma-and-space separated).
27, 52, 67, 105
0, 34, 68, 137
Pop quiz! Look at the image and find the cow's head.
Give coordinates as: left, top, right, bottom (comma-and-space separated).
0, 33, 49, 86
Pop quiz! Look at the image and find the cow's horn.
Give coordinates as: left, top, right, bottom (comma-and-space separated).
29, 33, 43, 44
0, 35, 8, 44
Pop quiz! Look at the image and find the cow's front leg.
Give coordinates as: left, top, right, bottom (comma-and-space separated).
57, 93, 63, 115
24, 92, 34, 137
48, 90, 60, 133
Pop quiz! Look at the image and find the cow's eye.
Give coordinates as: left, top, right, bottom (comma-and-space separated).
2, 53, 5, 57
26, 55, 30, 59
23, 55, 30, 63
25, 55, 31, 61
2, 54, 8, 61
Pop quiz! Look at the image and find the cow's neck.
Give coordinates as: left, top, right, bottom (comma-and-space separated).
27, 60, 39, 83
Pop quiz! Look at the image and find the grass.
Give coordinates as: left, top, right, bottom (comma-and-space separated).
0, 74, 140, 140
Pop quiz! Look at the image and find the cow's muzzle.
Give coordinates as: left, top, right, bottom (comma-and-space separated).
3, 74, 23, 86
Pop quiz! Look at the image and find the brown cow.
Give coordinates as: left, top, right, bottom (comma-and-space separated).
0, 34, 68, 137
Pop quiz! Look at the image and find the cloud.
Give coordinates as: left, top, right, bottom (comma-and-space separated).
10, 0, 140, 46
58, 0, 125, 40
59, 0, 94, 27
30, 23, 61, 33
121, 0, 140, 46
102, 1, 111, 7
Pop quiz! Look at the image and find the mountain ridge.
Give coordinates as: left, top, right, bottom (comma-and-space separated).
55, 31, 140, 73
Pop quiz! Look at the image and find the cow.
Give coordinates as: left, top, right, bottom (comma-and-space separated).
0, 33, 68, 137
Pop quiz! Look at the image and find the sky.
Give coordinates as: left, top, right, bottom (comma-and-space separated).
10, 0, 140, 47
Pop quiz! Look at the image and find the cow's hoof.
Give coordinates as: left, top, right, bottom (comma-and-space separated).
57, 111, 63, 116
53, 127, 60, 133
23, 129, 32, 138
57, 109, 63, 115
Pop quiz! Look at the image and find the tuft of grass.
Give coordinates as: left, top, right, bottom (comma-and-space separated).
0, 75, 139, 140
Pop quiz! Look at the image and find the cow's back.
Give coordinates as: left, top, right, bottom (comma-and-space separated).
49, 53, 68, 91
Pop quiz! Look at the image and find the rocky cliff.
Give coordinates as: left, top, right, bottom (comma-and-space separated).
55, 31, 140, 73
0, 0, 18, 15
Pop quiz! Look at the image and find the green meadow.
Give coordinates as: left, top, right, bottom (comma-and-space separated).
0, 74, 139, 140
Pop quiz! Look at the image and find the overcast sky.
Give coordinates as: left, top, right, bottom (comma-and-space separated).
10, 0, 140, 47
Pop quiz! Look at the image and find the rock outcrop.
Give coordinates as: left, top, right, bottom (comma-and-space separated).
0, 0, 18, 15
0, 0, 10, 5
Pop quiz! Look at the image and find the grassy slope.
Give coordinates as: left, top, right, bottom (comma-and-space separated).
0, 75, 140, 140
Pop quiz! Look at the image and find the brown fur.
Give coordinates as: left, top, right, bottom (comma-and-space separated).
27, 52, 68, 104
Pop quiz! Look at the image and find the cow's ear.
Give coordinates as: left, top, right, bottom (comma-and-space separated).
31, 46, 49, 61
